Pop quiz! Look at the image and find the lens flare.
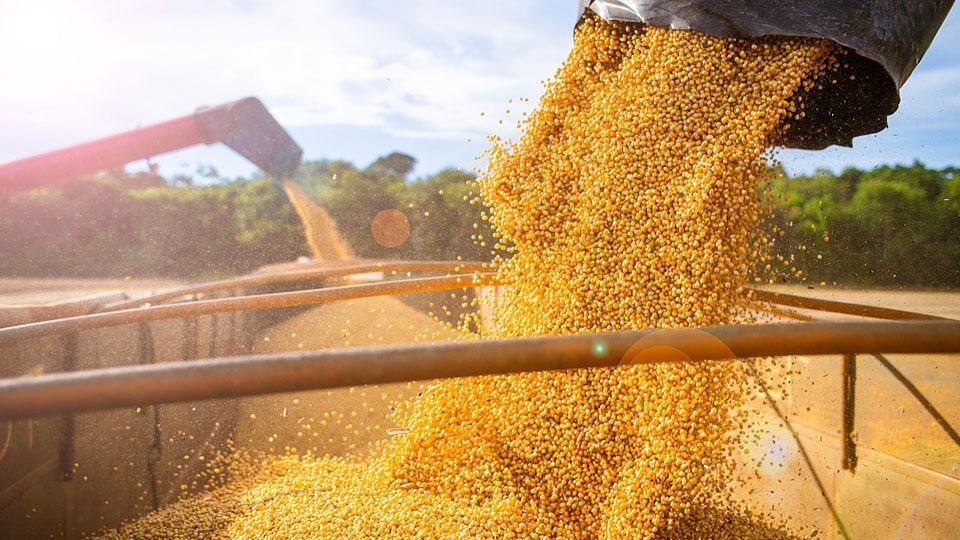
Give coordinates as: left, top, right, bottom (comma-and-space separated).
371, 209, 411, 248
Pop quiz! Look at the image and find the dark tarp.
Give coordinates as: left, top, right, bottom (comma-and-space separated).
578, 0, 955, 149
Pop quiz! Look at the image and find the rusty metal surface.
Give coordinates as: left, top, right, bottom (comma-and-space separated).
57, 333, 79, 482
0, 274, 494, 346
0, 321, 957, 420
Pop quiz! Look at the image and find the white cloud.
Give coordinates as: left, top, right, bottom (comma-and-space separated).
4, 0, 953, 178
894, 66, 960, 130
0, 0, 571, 163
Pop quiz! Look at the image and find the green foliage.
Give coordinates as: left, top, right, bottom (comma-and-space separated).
232, 178, 307, 265
0, 173, 306, 278
771, 161, 960, 287
297, 153, 492, 262
0, 155, 956, 287
394, 167, 492, 262
321, 157, 405, 257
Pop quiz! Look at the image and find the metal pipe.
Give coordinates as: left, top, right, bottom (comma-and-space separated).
580, 1, 957, 150
765, 295, 955, 470
754, 303, 816, 322
102, 258, 942, 324
0, 274, 494, 345
0, 291, 128, 328
750, 289, 948, 321
0, 321, 957, 420
112, 265, 945, 321
106, 260, 489, 311
0, 262, 944, 346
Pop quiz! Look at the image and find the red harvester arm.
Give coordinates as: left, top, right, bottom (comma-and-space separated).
0, 97, 302, 197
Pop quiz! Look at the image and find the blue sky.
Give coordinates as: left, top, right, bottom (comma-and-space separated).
1, 1, 957, 181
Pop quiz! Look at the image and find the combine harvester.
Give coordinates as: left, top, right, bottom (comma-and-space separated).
0, 1, 958, 537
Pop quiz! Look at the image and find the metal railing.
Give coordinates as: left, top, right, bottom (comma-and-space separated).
0, 260, 956, 427
2, 259, 956, 540
0, 320, 957, 420
0, 273, 494, 345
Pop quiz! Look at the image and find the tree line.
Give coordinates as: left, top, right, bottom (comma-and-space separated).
770, 162, 959, 288
0, 153, 490, 279
0, 154, 956, 287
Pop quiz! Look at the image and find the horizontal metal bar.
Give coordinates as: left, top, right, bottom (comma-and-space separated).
0, 321, 957, 420
0, 262, 946, 347
112, 266, 947, 322
0, 274, 493, 345
0, 291, 128, 328
754, 303, 816, 322
106, 260, 488, 311
774, 298, 958, 462
751, 289, 947, 321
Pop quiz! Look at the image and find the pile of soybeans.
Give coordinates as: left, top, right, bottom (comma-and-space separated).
100, 14, 838, 540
